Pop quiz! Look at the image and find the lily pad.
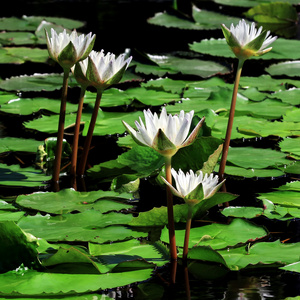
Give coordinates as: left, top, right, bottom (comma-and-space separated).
0, 137, 42, 153
16, 188, 133, 214
0, 163, 51, 187
0, 73, 78, 92
161, 218, 268, 249
190, 38, 300, 60
257, 190, 300, 208
17, 210, 145, 243
279, 137, 300, 158
148, 6, 241, 30
0, 268, 152, 296
266, 61, 300, 77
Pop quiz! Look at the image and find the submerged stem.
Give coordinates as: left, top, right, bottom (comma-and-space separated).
218, 59, 244, 190
183, 205, 193, 261
70, 87, 86, 180
165, 155, 177, 282
77, 90, 102, 176
52, 69, 70, 185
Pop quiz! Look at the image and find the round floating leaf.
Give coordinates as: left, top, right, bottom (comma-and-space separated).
279, 137, 300, 158
257, 190, 300, 208
148, 7, 241, 30
266, 61, 300, 77
16, 188, 133, 214
217, 240, 300, 270
0, 73, 78, 92
0, 32, 38, 46
0, 163, 51, 187
0, 211, 25, 222
281, 261, 300, 273
0, 97, 78, 115
190, 38, 300, 60
226, 147, 290, 169
17, 210, 145, 243
142, 78, 189, 94
89, 239, 169, 271
134, 55, 230, 78
161, 218, 268, 249
212, 0, 300, 7
222, 206, 264, 219
0, 137, 42, 153
0, 268, 153, 296
270, 88, 300, 106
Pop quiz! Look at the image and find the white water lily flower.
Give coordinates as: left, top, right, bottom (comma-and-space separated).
45, 28, 96, 69
86, 50, 132, 91
71, 57, 91, 88
162, 169, 224, 206
122, 107, 205, 157
221, 19, 277, 60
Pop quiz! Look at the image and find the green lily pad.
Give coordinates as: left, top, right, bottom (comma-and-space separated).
141, 77, 189, 94
134, 55, 230, 78
279, 137, 300, 158
161, 218, 268, 249
129, 192, 237, 226
0, 211, 25, 222
257, 190, 300, 208
0, 268, 152, 296
190, 38, 300, 60
270, 88, 300, 106
212, 0, 300, 8
226, 147, 290, 169
266, 61, 300, 77
0, 73, 78, 92
0, 137, 42, 153
148, 6, 241, 30
0, 97, 78, 115
0, 221, 39, 273
245, 2, 298, 25
281, 261, 300, 273
89, 239, 169, 272
0, 163, 51, 187
0, 16, 84, 32
17, 210, 145, 243
217, 240, 300, 270
222, 206, 264, 219
16, 188, 133, 214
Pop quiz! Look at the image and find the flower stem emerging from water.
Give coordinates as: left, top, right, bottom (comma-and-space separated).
218, 59, 244, 191
52, 69, 69, 184
77, 90, 102, 176
183, 204, 193, 261
71, 87, 86, 180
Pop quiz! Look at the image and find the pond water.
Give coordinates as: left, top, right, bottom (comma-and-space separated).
1, 0, 300, 299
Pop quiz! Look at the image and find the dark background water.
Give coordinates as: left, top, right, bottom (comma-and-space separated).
1, 1, 300, 299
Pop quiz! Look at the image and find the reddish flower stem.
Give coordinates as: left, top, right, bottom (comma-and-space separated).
70, 87, 86, 179
218, 59, 244, 191
183, 204, 193, 261
52, 69, 69, 184
77, 90, 102, 176
165, 155, 177, 283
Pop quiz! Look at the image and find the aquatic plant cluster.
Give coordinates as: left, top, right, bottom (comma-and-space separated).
0, 1, 300, 299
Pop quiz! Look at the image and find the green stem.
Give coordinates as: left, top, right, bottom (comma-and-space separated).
52, 69, 69, 184
218, 59, 244, 190
165, 156, 177, 267
70, 87, 86, 179
77, 90, 102, 176
183, 205, 193, 261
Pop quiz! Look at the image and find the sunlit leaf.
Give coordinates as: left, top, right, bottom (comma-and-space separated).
0, 137, 42, 153
161, 218, 268, 249
0, 73, 78, 92
190, 38, 300, 60
266, 61, 300, 77
18, 210, 146, 243
0, 268, 152, 296
0, 163, 51, 187
16, 189, 133, 214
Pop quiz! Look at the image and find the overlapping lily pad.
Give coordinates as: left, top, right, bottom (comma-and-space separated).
16, 188, 133, 214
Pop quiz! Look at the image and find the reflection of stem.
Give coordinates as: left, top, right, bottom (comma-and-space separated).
218, 59, 244, 191
165, 155, 177, 283
77, 90, 102, 176
183, 205, 193, 261
52, 69, 69, 185
71, 87, 86, 180
184, 261, 191, 300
